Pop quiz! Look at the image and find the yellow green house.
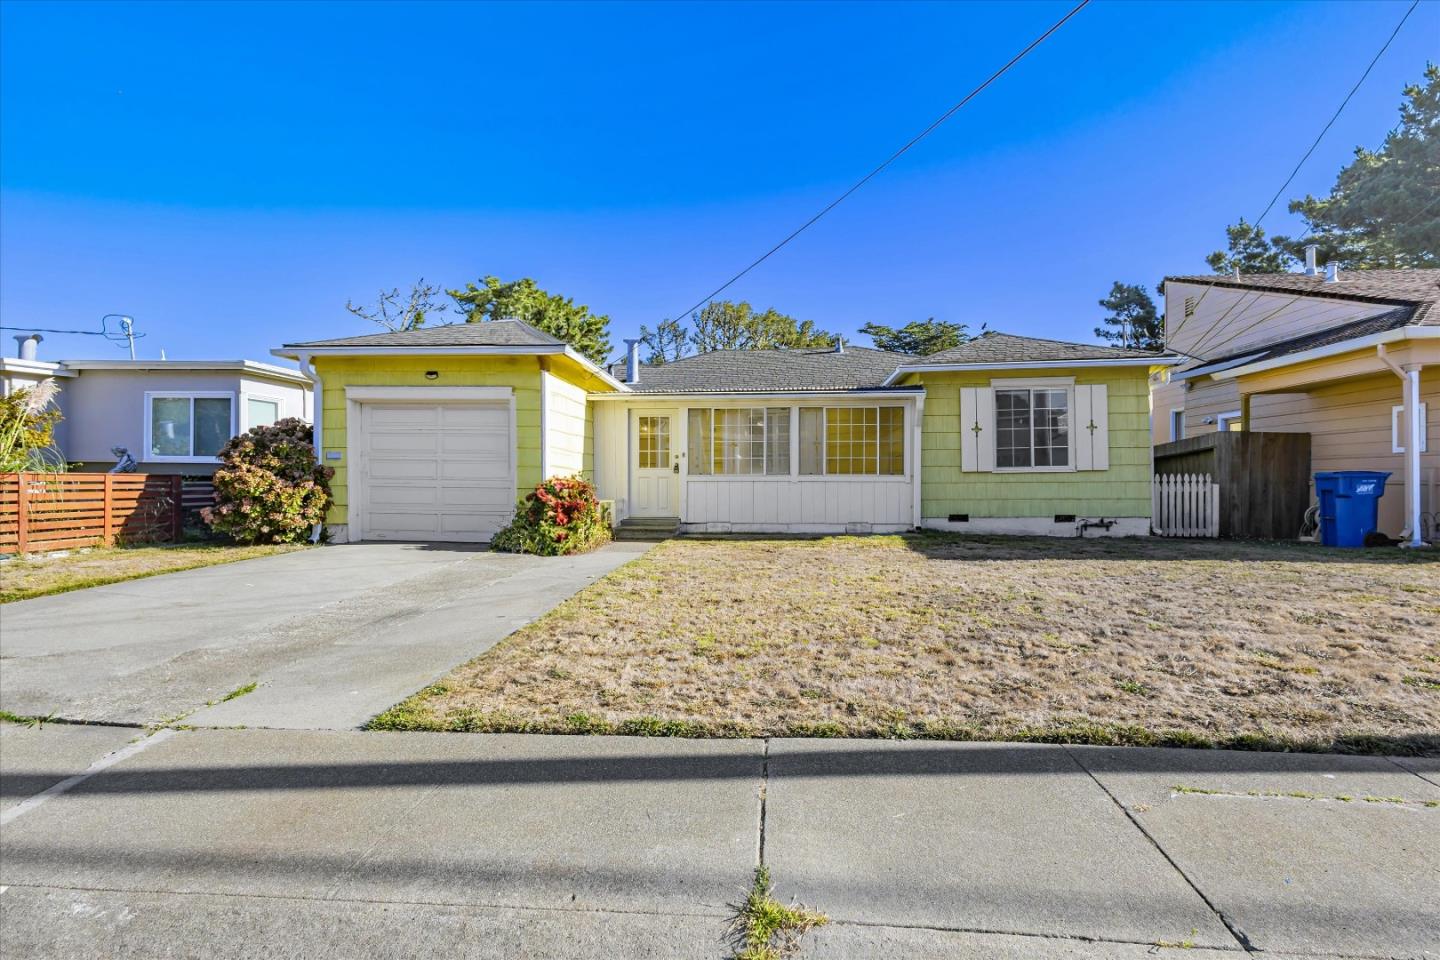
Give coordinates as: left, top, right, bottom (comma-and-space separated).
275, 324, 1177, 542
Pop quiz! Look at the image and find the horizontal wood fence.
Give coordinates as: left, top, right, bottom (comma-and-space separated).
0, 473, 218, 555
1152, 473, 1220, 538
1154, 432, 1311, 539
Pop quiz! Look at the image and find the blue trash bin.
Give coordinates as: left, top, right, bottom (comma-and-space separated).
1313, 471, 1390, 548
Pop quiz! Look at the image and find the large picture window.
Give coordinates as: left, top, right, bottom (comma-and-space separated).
687, 407, 788, 475
995, 387, 1068, 468
800, 406, 904, 476
148, 393, 234, 459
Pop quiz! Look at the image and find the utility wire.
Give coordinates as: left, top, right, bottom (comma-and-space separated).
665, 0, 1091, 323
1169, 0, 1420, 354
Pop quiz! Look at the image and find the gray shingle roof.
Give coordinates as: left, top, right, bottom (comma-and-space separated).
920, 332, 1174, 364
1164, 269, 1440, 316
284, 319, 564, 349
607, 346, 913, 393
1185, 306, 1419, 374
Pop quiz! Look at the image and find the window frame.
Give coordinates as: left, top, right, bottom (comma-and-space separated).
684, 402, 908, 480
1216, 409, 1243, 432
1170, 408, 1185, 442
144, 390, 237, 463
988, 379, 1076, 474
1392, 403, 1429, 454
242, 393, 284, 432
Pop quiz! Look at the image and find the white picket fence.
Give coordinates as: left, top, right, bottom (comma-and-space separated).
1152, 473, 1220, 538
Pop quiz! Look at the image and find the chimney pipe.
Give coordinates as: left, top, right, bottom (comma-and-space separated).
1303, 244, 1319, 275
623, 338, 641, 384
1325, 262, 1339, 283
13, 333, 42, 361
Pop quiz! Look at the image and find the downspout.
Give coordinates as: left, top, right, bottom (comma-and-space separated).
1378, 345, 1428, 548
297, 351, 325, 544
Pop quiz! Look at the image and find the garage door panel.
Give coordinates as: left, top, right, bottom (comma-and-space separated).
441, 432, 509, 455
441, 406, 508, 430
367, 433, 440, 455
359, 400, 513, 543
441, 482, 514, 507
369, 406, 441, 429
369, 458, 439, 481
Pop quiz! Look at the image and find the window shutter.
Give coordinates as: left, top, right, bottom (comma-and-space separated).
1075, 384, 1109, 471
976, 388, 995, 472
960, 388, 980, 472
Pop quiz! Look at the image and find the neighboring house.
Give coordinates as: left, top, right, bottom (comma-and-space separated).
274, 322, 1176, 543
1, 335, 313, 475
1153, 261, 1439, 543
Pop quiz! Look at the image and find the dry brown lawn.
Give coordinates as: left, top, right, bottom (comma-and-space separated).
374, 535, 1440, 753
0, 542, 307, 603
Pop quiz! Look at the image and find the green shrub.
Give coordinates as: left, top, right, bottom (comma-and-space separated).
491, 475, 612, 556
203, 418, 333, 544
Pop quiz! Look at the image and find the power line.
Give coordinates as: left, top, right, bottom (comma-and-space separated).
1168, 0, 1420, 353
665, 0, 1092, 323
1249, 0, 1419, 231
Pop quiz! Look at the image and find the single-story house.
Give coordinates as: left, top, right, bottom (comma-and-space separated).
1, 334, 312, 475
1153, 263, 1438, 544
274, 322, 1177, 542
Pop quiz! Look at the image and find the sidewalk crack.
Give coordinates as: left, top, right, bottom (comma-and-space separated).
1061, 745, 1257, 954
757, 737, 771, 867
1384, 755, 1440, 789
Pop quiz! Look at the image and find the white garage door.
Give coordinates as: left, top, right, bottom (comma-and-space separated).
359, 402, 513, 542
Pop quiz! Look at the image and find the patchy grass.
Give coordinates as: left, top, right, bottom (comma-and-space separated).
727, 866, 827, 960
0, 543, 307, 603
213, 682, 258, 704
373, 535, 1440, 755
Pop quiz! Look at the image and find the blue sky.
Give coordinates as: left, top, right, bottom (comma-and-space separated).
1, 0, 1435, 365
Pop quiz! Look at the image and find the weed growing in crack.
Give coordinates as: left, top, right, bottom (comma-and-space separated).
727, 865, 827, 960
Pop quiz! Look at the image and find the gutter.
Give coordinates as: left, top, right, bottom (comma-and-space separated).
1210, 326, 1440, 381
881, 356, 1180, 386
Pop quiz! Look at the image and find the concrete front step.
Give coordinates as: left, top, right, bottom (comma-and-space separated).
615, 518, 680, 541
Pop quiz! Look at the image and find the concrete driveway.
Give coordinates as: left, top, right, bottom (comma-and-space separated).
0, 542, 649, 730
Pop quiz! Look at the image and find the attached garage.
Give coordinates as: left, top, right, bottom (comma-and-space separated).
347, 387, 516, 543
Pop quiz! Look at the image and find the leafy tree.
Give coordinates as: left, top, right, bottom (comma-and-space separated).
637, 318, 690, 364
1277, 64, 1440, 269
1094, 282, 1163, 350
346, 279, 448, 332
860, 318, 970, 355
687, 300, 838, 353
1205, 219, 1295, 275
449, 276, 612, 365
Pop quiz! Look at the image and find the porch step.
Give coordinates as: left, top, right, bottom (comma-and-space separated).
615, 517, 681, 541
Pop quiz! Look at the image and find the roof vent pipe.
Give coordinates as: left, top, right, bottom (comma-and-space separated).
623, 338, 641, 384
1325, 262, 1339, 283
1303, 244, 1319, 275
834, 338, 844, 354
13, 333, 41, 361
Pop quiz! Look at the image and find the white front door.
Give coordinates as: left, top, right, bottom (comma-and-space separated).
631, 411, 677, 517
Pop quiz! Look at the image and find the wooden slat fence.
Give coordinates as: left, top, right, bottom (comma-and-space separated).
1152, 473, 1220, 538
0, 473, 217, 554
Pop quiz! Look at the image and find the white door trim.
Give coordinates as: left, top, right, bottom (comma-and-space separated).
345, 386, 516, 542
629, 408, 679, 518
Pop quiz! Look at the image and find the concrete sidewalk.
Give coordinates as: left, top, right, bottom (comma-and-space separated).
1, 727, 1436, 959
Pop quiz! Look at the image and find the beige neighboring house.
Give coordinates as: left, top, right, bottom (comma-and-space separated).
1, 334, 312, 475
1152, 257, 1439, 544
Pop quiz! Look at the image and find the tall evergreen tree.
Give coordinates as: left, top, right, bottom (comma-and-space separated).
448, 276, 612, 365
1205, 219, 1295, 275
686, 301, 838, 352
637, 318, 690, 364
1094, 282, 1163, 350
859, 318, 970, 355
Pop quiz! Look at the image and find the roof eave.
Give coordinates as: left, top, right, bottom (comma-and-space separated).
589, 387, 924, 401
1211, 326, 1440, 381
272, 343, 629, 392
54, 359, 309, 383
881, 356, 1180, 386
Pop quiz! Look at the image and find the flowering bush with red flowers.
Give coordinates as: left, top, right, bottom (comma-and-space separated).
203, 418, 334, 544
492, 475, 611, 556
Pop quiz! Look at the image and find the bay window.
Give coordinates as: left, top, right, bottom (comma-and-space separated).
147, 393, 235, 460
